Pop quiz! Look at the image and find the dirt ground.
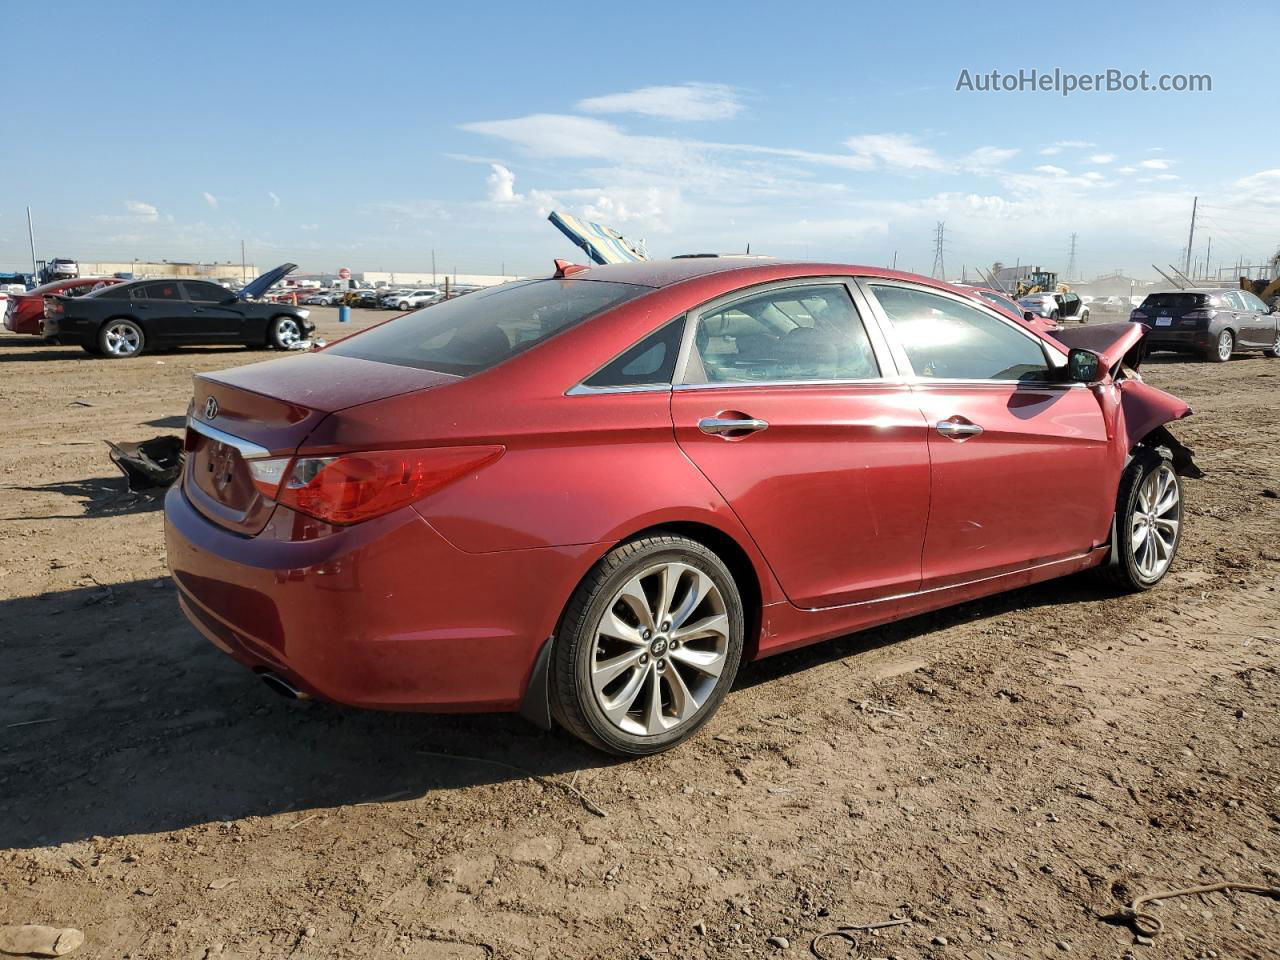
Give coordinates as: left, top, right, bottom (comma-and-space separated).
2, 310, 1278, 960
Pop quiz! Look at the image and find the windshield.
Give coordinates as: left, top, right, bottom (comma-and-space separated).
326, 278, 648, 375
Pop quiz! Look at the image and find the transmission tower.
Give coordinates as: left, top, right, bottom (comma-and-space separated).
931, 221, 946, 279
1066, 233, 1078, 281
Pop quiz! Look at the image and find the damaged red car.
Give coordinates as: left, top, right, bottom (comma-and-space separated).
164, 258, 1199, 756
3, 276, 122, 336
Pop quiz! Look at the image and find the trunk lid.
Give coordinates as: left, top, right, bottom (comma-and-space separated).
184, 353, 459, 535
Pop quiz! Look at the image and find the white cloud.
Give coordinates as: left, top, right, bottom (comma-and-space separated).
202, 192, 218, 209
1082, 171, 1107, 181
961, 146, 1020, 172
1039, 140, 1095, 155
1116, 166, 1137, 174
844, 133, 946, 171
485, 163, 524, 203
1154, 173, 1179, 181
1034, 164, 1069, 176
577, 83, 742, 122
299, 223, 319, 231
1139, 159, 1172, 170
1089, 153, 1115, 164
268, 191, 281, 208
125, 200, 159, 222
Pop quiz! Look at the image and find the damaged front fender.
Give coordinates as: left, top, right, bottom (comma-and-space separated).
1117, 372, 1202, 479
1056, 322, 1202, 478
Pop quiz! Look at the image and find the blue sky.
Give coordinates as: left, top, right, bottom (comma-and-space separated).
2, 0, 1275, 280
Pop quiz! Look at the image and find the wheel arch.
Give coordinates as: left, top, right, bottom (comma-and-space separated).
519, 518, 767, 729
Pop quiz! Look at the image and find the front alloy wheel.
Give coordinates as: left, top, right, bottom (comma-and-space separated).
1264, 330, 1280, 358
552, 535, 743, 755
1208, 329, 1234, 362
269, 316, 302, 349
1104, 450, 1182, 591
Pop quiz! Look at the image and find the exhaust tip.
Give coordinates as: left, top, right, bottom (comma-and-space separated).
258, 671, 311, 701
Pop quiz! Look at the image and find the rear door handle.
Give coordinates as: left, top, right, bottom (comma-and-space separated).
936, 419, 983, 439
698, 417, 769, 437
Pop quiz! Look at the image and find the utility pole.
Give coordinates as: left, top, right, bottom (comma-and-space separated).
431, 249, 437, 286
240, 239, 246, 284
1204, 236, 1212, 280
1184, 196, 1197, 276
26, 206, 37, 278
931, 222, 946, 280
1066, 232, 1078, 281
891, 250, 898, 270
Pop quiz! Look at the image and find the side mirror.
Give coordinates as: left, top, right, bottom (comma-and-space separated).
1067, 348, 1103, 384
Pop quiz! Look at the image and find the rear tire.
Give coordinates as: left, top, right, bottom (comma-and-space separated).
1079, 308, 1090, 324
1204, 329, 1233, 362
550, 535, 744, 756
98, 318, 144, 358
1101, 449, 1182, 592
1263, 330, 1280, 358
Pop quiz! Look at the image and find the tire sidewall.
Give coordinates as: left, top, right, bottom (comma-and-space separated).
555, 539, 744, 755
1114, 451, 1182, 590
1215, 329, 1233, 361
98, 318, 144, 358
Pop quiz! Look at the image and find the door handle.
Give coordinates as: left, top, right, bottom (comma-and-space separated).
936, 419, 984, 439
698, 416, 769, 437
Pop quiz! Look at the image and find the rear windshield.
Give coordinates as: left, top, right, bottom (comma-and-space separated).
326, 278, 648, 375
1142, 293, 1210, 310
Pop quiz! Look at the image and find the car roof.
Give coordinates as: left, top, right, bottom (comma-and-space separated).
560, 257, 976, 293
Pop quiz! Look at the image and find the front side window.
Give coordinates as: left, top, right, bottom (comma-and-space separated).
1242, 291, 1268, 312
870, 284, 1051, 382
183, 282, 229, 302
685, 284, 879, 384
326, 278, 647, 375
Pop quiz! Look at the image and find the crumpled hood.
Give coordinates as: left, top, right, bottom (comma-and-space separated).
1052, 322, 1147, 371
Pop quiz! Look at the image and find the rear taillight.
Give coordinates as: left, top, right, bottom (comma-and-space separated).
250, 445, 503, 525
1183, 309, 1215, 320
1130, 311, 1147, 321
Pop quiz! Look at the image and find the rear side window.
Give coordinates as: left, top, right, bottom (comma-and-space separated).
871, 284, 1051, 382
686, 284, 880, 384
584, 317, 685, 388
92, 285, 132, 301
326, 279, 648, 375
139, 282, 182, 300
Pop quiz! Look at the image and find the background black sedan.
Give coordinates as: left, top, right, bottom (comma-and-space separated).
41, 263, 314, 358
1132, 287, 1279, 362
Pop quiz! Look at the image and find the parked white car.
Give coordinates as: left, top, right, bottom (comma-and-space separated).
385, 288, 441, 310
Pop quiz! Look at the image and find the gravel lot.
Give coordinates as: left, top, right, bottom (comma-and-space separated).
2, 309, 1278, 959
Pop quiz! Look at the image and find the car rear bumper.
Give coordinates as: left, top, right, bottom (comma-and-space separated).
163, 482, 596, 713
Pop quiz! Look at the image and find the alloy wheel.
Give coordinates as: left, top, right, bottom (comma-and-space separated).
1217, 331, 1233, 361
275, 318, 301, 346
1130, 463, 1180, 581
588, 561, 729, 737
104, 322, 140, 356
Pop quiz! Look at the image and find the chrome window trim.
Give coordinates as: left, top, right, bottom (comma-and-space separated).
674, 276, 898, 389
854, 276, 1071, 387
186, 416, 271, 459
565, 382, 673, 397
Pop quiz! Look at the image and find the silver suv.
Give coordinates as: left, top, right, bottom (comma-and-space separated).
1017, 292, 1089, 323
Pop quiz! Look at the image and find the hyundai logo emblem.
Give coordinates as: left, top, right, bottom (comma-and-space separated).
204, 396, 219, 420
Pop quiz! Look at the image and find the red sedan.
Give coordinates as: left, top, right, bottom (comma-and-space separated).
3, 276, 123, 335
164, 258, 1197, 755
